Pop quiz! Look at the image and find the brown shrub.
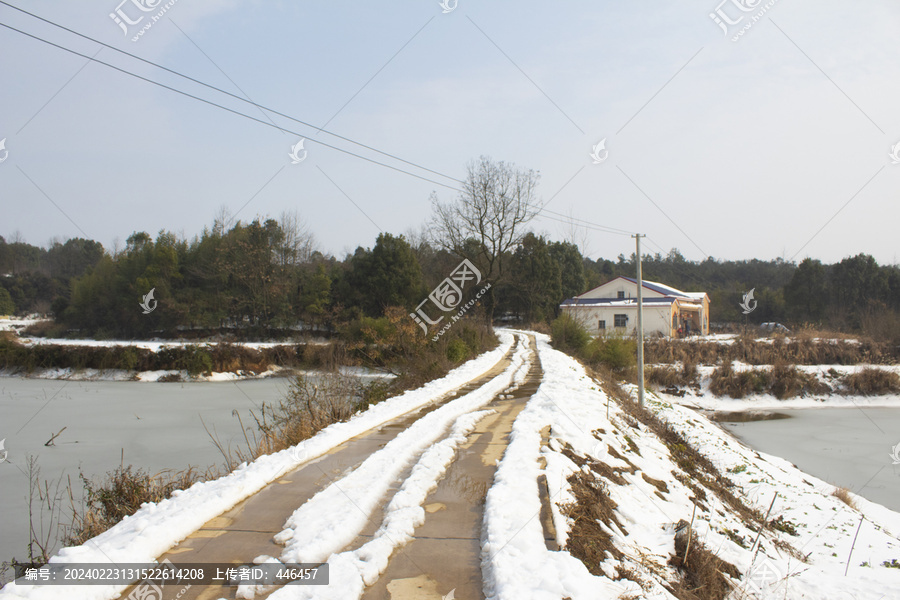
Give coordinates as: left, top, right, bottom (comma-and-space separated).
708, 361, 831, 399
841, 368, 900, 395
65, 465, 211, 547
768, 363, 830, 399
831, 486, 857, 510
528, 321, 551, 335
644, 336, 898, 366
668, 534, 741, 600
708, 362, 770, 398
21, 320, 66, 338
647, 362, 700, 390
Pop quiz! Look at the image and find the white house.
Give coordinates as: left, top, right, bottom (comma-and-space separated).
560, 276, 710, 337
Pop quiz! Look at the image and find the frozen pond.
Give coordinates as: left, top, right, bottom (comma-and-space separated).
0, 376, 300, 576
722, 407, 900, 513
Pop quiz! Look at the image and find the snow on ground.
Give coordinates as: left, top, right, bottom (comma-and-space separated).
0, 319, 326, 350
0, 332, 516, 600
244, 408, 497, 600
0, 365, 390, 383
250, 334, 531, 600
651, 362, 900, 411
4, 327, 898, 600
482, 332, 900, 599
683, 333, 861, 345
239, 332, 535, 600
653, 395, 900, 599
0, 366, 288, 382
14, 337, 317, 350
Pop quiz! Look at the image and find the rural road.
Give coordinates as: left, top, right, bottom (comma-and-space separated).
117, 333, 542, 600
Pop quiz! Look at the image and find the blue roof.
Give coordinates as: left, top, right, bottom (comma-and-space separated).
618, 277, 690, 298
560, 276, 707, 307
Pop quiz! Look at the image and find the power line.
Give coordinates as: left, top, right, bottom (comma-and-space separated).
0, 21, 460, 191
0, 0, 462, 187
0, 4, 691, 253
534, 211, 632, 237
539, 206, 634, 236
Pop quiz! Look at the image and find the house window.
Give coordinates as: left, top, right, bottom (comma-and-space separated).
617, 291, 625, 299
598, 320, 606, 330
614, 314, 627, 328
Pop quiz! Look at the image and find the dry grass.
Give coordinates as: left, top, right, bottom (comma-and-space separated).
667, 534, 741, 600
768, 363, 831, 399
208, 372, 366, 468
645, 335, 899, 366
642, 472, 670, 495
709, 361, 830, 399
527, 321, 552, 335
831, 486, 858, 510
64, 465, 214, 547
605, 375, 766, 531
21, 320, 66, 338
841, 368, 900, 395
559, 471, 627, 573
647, 362, 699, 390
0, 336, 349, 376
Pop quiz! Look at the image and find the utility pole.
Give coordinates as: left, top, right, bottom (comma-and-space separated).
633, 234, 645, 407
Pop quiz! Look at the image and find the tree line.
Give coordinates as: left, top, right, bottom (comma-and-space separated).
2, 157, 898, 340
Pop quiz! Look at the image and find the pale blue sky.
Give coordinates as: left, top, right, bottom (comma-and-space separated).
1, 0, 899, 264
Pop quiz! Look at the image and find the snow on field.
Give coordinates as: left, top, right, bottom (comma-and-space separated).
651, 362, 900, 411
653, 396, 900, 598
0, 317, 42, 331
688, 333, 862, 345
0, 332, 516, 600
0, 366, 288, 382
0, 318, 327, 354
14, 337, 313, 350
482, 332, 900, 599
0, 365, 389, 383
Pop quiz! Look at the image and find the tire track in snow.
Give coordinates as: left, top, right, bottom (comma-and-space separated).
238, 334, 533, 600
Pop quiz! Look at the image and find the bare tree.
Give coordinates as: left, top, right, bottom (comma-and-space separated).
212, 204, 232, 237
431, 156, 541, 282
277, 210, 317, 266
559, 208, 593, 259
430, 157, 541, 318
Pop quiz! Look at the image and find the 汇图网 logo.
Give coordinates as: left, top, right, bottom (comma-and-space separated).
109, 0, 180, 41
590, 139, 608, 164
289, 139, 308, 164
739, 288, 757, 314
140, 288, 157, 314
889, 142, 900, 165
411, 259, 490, 339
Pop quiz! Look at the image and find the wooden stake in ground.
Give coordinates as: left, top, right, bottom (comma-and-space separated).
750, 491, 778, 560
845, 515, 865, 576
683, 503, 697, 566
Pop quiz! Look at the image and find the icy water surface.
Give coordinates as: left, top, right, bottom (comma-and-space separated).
0, 377, 295, 576
723, 406, 900, 512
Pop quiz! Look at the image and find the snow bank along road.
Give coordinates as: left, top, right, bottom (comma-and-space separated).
2, 329, 899, 599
